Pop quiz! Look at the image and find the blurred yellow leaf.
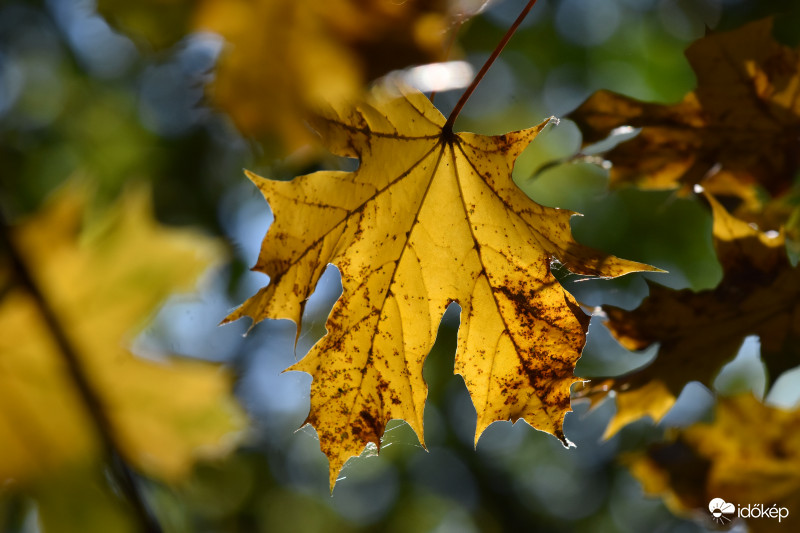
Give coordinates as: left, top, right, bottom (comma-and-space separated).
97, 0, 195, 50
628, 395, 800, 532
582, 193, 800, 437
98, 0, 463, 154
570, 18, 800, 208
226, 84, 657, 489
194, 0, 450, 152
0, 183, 244, 487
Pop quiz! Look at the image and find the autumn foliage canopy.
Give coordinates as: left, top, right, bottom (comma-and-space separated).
3, 1, 800, 531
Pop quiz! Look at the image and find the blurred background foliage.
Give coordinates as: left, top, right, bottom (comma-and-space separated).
2, 0, 799, 531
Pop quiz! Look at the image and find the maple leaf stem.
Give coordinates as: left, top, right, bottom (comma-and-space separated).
0, 208, 163, 533
443, 0, 538, 132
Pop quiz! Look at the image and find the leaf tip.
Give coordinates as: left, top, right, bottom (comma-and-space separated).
555, 428, 575, 449
646, 265, 669, 274
243, 169, 270, 188
473, 419, 492, 449
219, 306, 258, 335
487, 115, 558, 161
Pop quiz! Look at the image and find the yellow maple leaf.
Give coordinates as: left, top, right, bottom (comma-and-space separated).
570, 17, 800, 207
226, 84, 658, 489
581, 192, 800, 438
0, 183, 244, 486
627, 395, 800, 532
194, 0, 449, 152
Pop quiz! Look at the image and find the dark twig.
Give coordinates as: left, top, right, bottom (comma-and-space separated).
443, 0, 538, 132
0, 206, 162, 533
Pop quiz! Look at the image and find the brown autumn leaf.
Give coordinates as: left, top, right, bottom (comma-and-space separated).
194, 0, 451, 152
569, 17, 800, 204
225, 83, 659, 489
627, 395, 800, 532
580, 193, 800, 437
736, 187, 800, 257
0, 183, 244, 487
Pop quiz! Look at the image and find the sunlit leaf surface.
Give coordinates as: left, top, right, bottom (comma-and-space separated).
228, 84, 657, 488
